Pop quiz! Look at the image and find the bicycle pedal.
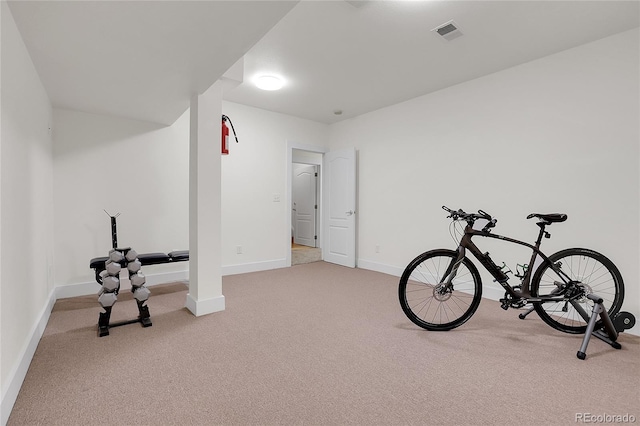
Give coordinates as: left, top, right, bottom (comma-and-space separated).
512, 299, 527, 309
499, 299, 510, 310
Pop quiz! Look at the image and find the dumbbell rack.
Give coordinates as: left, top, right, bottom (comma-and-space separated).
97, 213, 152, 337
99, 306, 151, 337
98, 246, 152, 337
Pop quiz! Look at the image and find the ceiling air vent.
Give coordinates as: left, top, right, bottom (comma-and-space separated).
432, 21, 463, 41
345, 0, 368, 8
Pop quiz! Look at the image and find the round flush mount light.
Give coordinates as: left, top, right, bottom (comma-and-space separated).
254, 75, 284, 91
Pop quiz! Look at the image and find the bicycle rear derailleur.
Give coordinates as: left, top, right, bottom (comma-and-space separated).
500, 287, 527, 310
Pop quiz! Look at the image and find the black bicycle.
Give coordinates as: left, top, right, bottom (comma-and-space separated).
398, 207, 631, 343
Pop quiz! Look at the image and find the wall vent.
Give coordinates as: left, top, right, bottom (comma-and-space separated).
432, 21, 463, 41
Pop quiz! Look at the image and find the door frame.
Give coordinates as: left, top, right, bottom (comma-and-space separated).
286, 141, 327, 267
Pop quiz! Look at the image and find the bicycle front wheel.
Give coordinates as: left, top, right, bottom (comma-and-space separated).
531, 248, 624, 334
398, 249, 482, 331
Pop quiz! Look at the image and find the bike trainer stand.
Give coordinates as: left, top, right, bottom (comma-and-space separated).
576, 294, 635, 360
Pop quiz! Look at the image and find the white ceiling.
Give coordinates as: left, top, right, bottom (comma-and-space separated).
8, 1, 640, 126
7, 0, 298, 125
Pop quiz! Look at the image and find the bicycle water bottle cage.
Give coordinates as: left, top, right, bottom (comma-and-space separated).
526, 213, 568, 224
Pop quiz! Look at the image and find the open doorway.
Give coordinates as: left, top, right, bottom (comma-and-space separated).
286, 143, 356, 268
289, 146, 324, 266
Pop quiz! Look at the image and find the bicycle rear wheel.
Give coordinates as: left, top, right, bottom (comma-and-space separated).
398, 249, 482, 331
531, 248, 624, 334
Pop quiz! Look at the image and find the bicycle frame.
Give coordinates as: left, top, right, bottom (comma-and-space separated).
445, 222, 573, 303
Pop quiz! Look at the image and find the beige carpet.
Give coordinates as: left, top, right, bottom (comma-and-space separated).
8, 262, 640, 425
291, 243, 321, 265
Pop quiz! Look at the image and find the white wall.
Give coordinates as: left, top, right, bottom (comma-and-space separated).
1, 2, 55, 421
329, 28, 639, 332
221, 101, 329, 272
53, 108, 191, 290
51, 100, 329, 291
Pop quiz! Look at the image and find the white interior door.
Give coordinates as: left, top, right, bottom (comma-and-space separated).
292, 164, 317, 247
323, 148, 356, 268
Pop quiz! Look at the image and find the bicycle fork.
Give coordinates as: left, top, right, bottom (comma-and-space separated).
440, 247, 466, 291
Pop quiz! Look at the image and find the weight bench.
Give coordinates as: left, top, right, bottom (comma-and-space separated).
89, 250, 189, 336
90, 211, 191, 336
89, 250, 189, 284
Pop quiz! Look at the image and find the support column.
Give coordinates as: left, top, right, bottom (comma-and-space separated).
186, 81, 224, 316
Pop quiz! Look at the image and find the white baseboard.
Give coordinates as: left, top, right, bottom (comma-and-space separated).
359, 258, 517, 302
222, 258, 287, 276
55, 281, 97, 299
59, 259, 288, 300
56, 258, 289, 302
145, 270, 189, 286
1, 288, 56, 426
357, 258, 404, 277
481, 285, 507, 301
55, 269, 190, 299
185, 293, 225, 316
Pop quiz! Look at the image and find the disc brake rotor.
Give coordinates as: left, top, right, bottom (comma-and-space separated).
433, 284, 452, 301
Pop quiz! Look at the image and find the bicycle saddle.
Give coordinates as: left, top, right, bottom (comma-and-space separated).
526, 213, 568, 223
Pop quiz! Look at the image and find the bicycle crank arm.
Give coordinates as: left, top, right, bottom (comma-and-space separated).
518, 306, 536, 319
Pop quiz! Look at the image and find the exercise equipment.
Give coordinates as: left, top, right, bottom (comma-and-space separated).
101, 275, 120, 292
90, 251, 189, 284
127, 258, 142, 274
95, 246, 151, 337
105, 260, 122, 276
98, 291, 117, 308
131, 272, 146, 288
576, 294, 636, 360
89, 212, 189, 337
133, 286, 151, 302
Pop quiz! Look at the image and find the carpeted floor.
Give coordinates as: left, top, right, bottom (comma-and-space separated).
8, 262, 640, 425
291, 243, 321, 265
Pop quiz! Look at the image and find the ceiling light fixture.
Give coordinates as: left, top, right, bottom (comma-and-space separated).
254, 75, 284, 91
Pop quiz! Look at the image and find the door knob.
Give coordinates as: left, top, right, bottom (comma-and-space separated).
346, 210, 355, 216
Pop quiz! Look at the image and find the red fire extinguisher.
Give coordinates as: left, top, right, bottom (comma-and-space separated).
221, 115, 238, 155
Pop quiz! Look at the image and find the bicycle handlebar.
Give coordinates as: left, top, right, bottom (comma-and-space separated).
442, 206, 497, 230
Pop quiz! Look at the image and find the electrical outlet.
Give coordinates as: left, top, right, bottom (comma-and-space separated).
375, 245, 380, 253
236, 245, 243, 254
273, 194, 281, 202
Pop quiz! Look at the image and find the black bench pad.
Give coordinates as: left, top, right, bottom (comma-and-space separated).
90, 257, 108, 269
89, 250, 189, 285
90, 251, 189, 269
168, 250, 189, 261
138, 253, 171, 265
